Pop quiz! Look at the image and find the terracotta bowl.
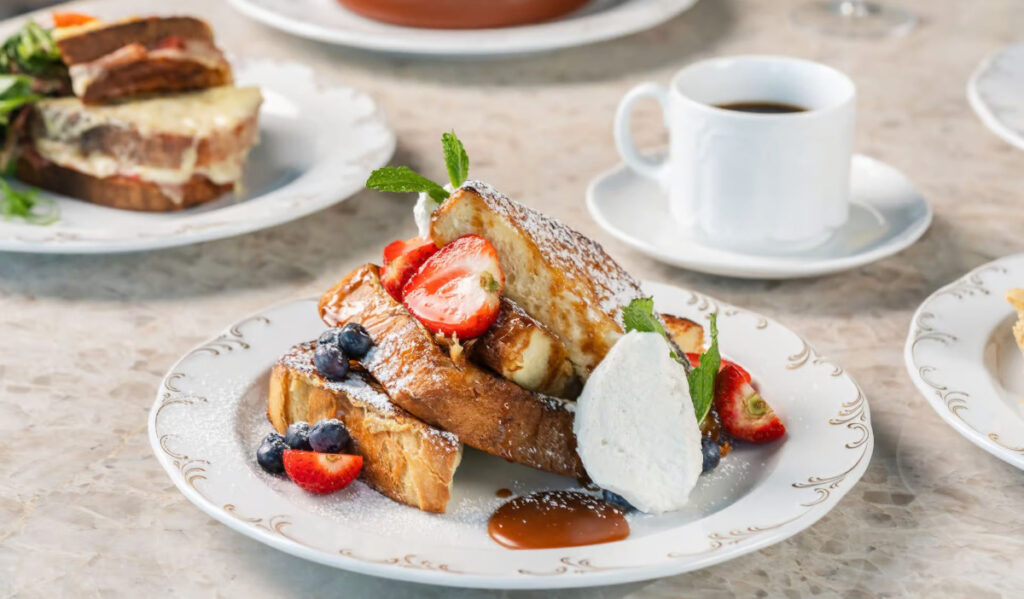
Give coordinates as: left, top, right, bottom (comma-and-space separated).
337, 0, 591, 29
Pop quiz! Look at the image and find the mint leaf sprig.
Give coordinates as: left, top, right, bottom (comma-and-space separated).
366, 130, 470, 205
622, 297, 719, 424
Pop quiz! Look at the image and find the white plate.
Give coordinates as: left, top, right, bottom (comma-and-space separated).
227, 0, 698, 57
150, 281, 872, 589
587, 154, 931, 279
0, 58, 395, 254
968, 44, 1024, 151
905, 255, 1024, 470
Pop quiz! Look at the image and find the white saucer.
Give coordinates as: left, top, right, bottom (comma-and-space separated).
968, 44, 1024, 151
228, 0, 698, 57
905, 255, 1024, 471
586, 154, 931, 279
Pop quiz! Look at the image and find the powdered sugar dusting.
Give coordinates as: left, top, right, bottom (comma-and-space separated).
278, 341, 459, 448
459, 180, 645, 323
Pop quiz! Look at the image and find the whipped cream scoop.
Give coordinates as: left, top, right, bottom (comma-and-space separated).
574, 331, 703, 514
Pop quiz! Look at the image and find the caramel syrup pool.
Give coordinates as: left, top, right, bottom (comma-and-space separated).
487, 490, 629, 549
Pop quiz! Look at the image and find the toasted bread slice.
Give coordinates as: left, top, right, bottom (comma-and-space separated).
319, 264, 584, 478
430, 181, 645, 380
268, 342, 462, 513
16, 150, 231, 211
467, 298, 580, 399
663, 314, 705, 355
55, 17, 231, 104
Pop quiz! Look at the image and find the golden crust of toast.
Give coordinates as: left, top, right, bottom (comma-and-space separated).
319, 264, 584, 478
268, 342, 462, 513
467, 298, 580, 399
430, 181, 645, 380
16, 151, 231, 211
662, 314, 705, 355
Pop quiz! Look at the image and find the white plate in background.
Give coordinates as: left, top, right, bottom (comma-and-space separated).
968, 44, 1024, 151
151, 281, 872, 588
905, 254, 1024, 471
228, 0, 698, 57
0, 57, 395, 254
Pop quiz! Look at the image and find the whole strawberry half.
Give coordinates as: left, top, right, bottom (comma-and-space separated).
380, 237, 437, 302
282, 450, 362, 494
714, 363, 785, 443
401, 234, 505, 339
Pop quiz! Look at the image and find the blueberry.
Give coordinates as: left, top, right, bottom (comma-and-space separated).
701, 436, 721, 473
309, 418, 351, 454
338, 323, 373, 358
314, 341, 349, 380
256, 432, 288, 474
602, 489, 635, 512
284, 421, 312, 450
318, 328, 342, 347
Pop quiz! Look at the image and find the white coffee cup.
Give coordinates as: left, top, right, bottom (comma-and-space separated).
614, 55, 856, 253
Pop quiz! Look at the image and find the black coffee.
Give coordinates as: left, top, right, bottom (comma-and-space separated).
716, 102, 807, 114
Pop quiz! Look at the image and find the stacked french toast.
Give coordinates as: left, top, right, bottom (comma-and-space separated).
258, 133, 785, 515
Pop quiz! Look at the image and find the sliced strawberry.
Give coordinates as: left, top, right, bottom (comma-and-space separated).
379, 237, 437, 301
53, 11, 98, 27
282, 450, 362, 494
686, 352, 746, 377
714, 364, 785, 443
383, 236, 434, 265
401, 234, 504, 339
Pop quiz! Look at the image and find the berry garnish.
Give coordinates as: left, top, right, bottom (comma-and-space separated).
314, 342, 349, 380
380, 236, 438, 301
701, 436, 721, 473
256, 432, 288, 474
714, 364, 786, 443
401, 234, 505, 339
309, 419, 351, 454
337, 323, 373, 358
601, 489, 635, 512
282, 450, 362, 494
284, 422, 312, 450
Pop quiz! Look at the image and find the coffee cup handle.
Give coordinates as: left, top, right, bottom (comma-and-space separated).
614, 82, 671, 186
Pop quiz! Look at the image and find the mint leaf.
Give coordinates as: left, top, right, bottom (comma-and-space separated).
366, 166, 448, 204
441, 131, 469, 188
622, 297, 667, 338
687, 313, 719, 424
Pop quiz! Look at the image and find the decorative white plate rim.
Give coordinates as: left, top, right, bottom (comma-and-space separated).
904, 254, 1024, 470
227, 0, 698, 57
967, 44, 1024, 152
0, 57, 396, 254
149, 281, 873, 589
586, 154, 932, 279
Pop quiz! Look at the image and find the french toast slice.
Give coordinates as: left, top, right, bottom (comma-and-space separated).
268, 342, 462, 513
663, 314, 705, 355
1006, 289, 1024, 366
466, 298, 580, 399
319, 264, 584, 478
430, 181, 646, 380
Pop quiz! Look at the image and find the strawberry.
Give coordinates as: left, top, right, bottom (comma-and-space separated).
714, 364, 785, 443
282, 450, 362, 494
686, 352, 744, 375
379, 237, 437, 301
401, 234, 504, 339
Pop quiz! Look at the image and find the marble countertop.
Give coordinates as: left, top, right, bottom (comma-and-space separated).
2, 0, 1023, 596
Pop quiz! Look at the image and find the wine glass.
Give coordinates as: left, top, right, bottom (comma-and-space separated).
791, 0, 915, 38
